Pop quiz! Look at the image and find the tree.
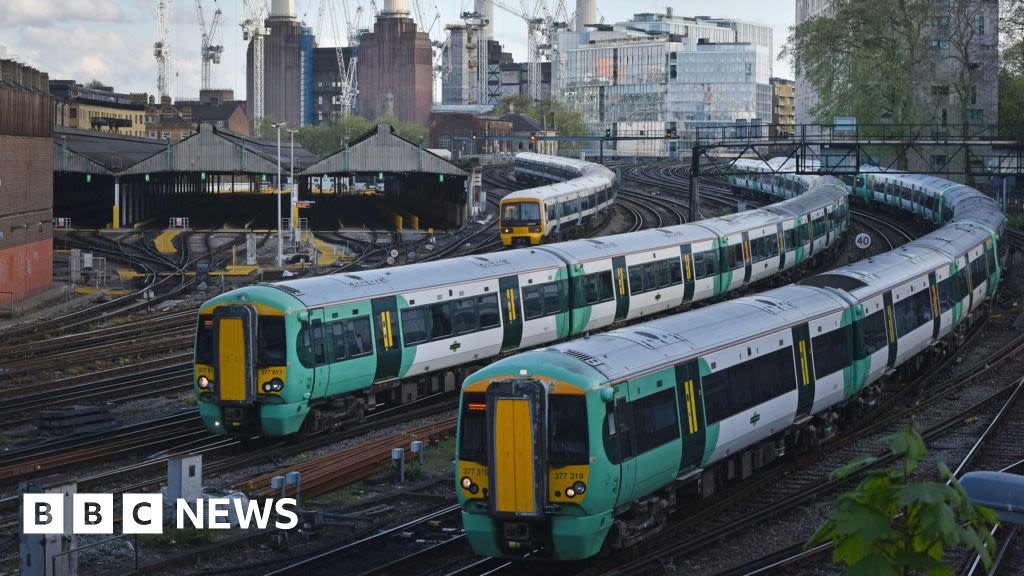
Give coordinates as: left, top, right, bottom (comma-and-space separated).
85, 78, 107, 89
782, 0, 940, 128
491, 96, 586, 149
294, 114, 428, 156
808, 426, 998, 575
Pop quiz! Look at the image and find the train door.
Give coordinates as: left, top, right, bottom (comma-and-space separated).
612, 389, 637, 507
741, 232, 752, 284
498, 276, 523, 351
776, 224, 786, 271
675, 360, 705, 472
308, 309, 331, 398
212, 305, 256, 405
612, 256, 629, 321
883, 291, 898, 369
928, 272, 941, 339
791, 324, 815, 418
371, 296, 402, 381
679, 246, 695, 302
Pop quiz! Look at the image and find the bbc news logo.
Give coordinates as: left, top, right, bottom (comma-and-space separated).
23, 494, 298, 534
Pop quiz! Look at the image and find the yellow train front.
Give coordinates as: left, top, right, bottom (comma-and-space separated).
501, 153, 617, 247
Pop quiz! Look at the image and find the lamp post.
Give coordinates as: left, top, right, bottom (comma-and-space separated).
286, 128, 298, 243
273, 122, 287, 267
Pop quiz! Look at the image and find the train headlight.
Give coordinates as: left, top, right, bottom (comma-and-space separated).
461, 476, 473, 489
262, 378, 284, 393
262, 382, 272, 393
565, 487, 576, 498
503, 228, 512, 234
572, 481, 586, 495
197, 376, 211, 390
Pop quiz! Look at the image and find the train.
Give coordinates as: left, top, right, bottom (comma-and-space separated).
454, 172, 1005, 560
500, 153, 618, 247
193, 156, 848, 437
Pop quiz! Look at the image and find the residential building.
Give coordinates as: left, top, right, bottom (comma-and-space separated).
794, 0, 832, 125
771, 77, 796, 138
429, 112, 512, 158
145, 96, 194, 141
500, 112, 558, 155
49, 80, 147, 137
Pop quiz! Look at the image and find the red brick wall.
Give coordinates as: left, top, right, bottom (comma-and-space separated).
0, 238, 53, 301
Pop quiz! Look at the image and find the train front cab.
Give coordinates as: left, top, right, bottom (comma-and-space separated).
457, 374, 612, 560
501, 199, 545, 247
194, 299, 305, 437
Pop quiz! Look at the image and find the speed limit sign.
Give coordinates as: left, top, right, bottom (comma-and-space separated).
854, 233, 872, 250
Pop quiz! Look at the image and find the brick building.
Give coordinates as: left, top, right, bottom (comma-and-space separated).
0, 59, 53, 305
429, 112, 512, 158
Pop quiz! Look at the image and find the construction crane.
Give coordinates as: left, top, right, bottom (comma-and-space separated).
316, 0, 361, 117
241, 0, 270, 125
196, 0, 224, 90
154, 0, 173, 98
490, 0, 568, 102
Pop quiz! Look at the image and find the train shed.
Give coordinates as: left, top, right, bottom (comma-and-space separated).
301, 124, 469, 230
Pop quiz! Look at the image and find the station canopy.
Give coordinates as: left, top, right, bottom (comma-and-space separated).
52, 122, 467, 179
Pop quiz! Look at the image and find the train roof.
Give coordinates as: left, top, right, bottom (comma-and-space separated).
495, 284, 849, 389
802, 239, 963, 297
761, 179, 848, 217
692, 206, 787, 236
267, 248, 566, 308
537, 225, 715, 262
515, 152, 593, 171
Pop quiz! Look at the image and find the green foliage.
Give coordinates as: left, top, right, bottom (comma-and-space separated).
808, 427, 999, 575
998, 71, 1024, 139
782, 0, 982, 129
85, 79, 107, 89
295, 114, 428, 156
491, 96, 586, 149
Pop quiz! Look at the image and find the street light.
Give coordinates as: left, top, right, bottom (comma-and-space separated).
273, 122, 287, 267
286, 128, 298, 244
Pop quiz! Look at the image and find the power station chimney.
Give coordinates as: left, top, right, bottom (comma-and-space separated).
575, 0, 596, 31
382, 0, 410, 16
475, 0, 494, 41
270, 0, 295, 19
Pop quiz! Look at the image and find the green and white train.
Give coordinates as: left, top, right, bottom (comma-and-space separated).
193, 159, 848, 437
454, 172, 1005, 560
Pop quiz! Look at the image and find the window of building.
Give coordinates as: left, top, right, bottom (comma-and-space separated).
978, 15, 985, 34
180, 132, 189, 139
148, 130, 157, 138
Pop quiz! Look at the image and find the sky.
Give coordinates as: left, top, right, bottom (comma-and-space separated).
0, 0, 797, 101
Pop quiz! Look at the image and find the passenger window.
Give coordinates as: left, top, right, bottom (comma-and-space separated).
860, 312, 888, 356
478, 294, 500, 328
523, 287, 544, 319
400, 307, 429, 345
330, 323, 347, 361
656, 260, 671, 287
549, 396, 589, 466
430, 302, 454, 339
643, 263, 657, 290
811, 325, 851, 377
632, 388, 680, 453
614, 397, 635, 461
628, 265, 643, 295
542, 282, 562, 314
346, 318, 372, 356
311, 320, 326, 365
454, 299, 477, 335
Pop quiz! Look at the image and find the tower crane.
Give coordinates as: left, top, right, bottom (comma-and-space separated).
196, 0, 224, 91
241, 0, 270, 124
490, 0, 568, 101
154, 0, 173, 99
316, 0, 361, 117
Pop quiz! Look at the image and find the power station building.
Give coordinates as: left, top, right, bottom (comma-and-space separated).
246, 0, 315, 127
356, 0, 433, 126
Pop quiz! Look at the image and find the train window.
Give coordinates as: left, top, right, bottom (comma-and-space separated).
195, 316, 214, 365
656, 260, 672, 287
258, 316, 287, 366
430, 302, 454, 339
669, 259, 683, 284
478, 294, 501, 328
855, 176, 865, 188
955, 266, 970, 298
330, 323, 347, 361
632, 388, 680, 454
811, 325, 851, 378
542, 282, 562, 314
812, 217, 826, 238
628, 265, 644, 295
701, 347, 796, 424
454, 299, 477, 335
296, 322, 315, 368
400, 308, 429, 345
602, 403, 620, 464
523, 286, 544, 319
345, 318, 373, 357
458, 393, 489, 463
937, 276, 958, 313
969, 255, 987, 289
692, 250, 717, 279
728, 244, 744, 268
549, 396, 589, 466
311, 320, 326, 365
860, 311, 888, 357
985, 245, 996, 277
547, 204, 557, 221
643, 263, 657, 290
894, 289, 933, 336
614, 397, 635, 461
